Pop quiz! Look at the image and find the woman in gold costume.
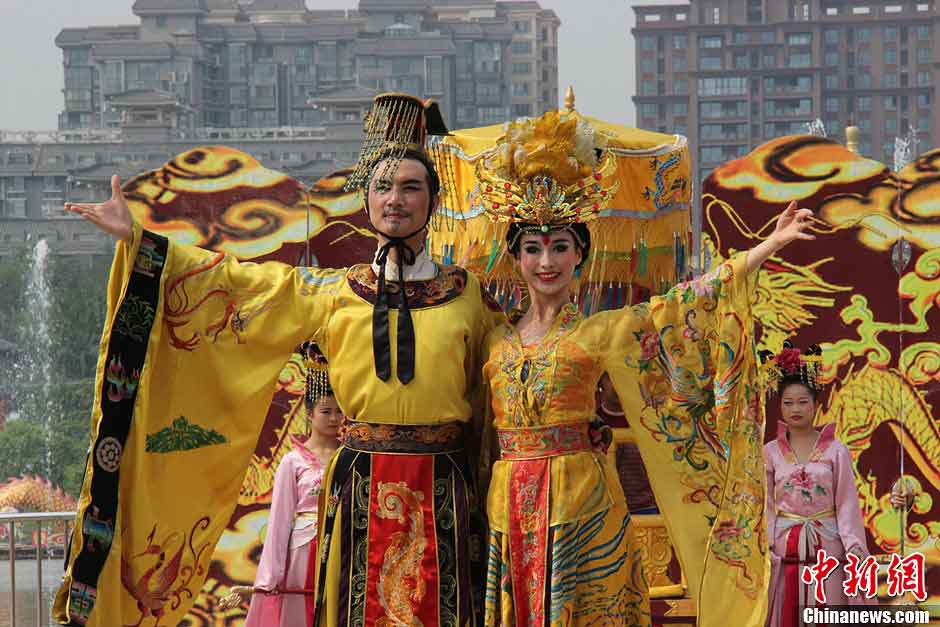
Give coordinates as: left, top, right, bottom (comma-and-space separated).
474, 111, 814, 626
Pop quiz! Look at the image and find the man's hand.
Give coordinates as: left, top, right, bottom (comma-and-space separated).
64, 174, 134, 242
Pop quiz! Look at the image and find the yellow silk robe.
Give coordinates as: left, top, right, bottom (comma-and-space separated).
482, 254, 767, 627
53, 222, 500, 627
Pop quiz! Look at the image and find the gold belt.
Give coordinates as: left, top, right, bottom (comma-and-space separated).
497, 422, 593, 460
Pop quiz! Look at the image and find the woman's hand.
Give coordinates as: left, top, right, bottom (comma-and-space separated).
745, 201, 816, 274
64, 174, 134, 242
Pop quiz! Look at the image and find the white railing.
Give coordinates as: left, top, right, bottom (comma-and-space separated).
0, 126, 330, 145
0, 511, 74, 627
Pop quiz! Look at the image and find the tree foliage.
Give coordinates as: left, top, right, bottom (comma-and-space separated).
0, 246, 111, 504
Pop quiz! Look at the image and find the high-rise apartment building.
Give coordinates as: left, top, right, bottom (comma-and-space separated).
0, 0, 559, 256
632, 0, 938, 183
56, 0, 559, 132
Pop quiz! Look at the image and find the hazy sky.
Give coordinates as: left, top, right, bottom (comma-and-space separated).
0, 0, 677, 131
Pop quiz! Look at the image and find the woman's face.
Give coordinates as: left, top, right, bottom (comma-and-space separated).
517, 230, 582, 300
779, 383, 816, 429
309, 395, 344, 440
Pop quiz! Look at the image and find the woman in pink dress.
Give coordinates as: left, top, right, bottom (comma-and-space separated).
242, 348, 342, 627
763, 343, 870, 627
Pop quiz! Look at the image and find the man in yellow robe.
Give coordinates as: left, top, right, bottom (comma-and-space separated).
53, 94, 501, 627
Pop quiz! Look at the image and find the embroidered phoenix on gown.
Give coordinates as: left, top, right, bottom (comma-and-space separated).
481, 254, 762, 627
246, 437, 324, 627
765, 423, 870, 627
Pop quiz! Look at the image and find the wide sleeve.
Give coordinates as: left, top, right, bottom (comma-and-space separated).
465, 277, 506, 498
53, 222, 344, 627
765, 444, 779, 561
254, 454, 300, 591
832, 442, 869, 557
588, 253, 768, 626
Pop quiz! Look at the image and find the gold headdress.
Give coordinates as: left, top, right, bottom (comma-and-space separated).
301, 341, 331, 407
758, 341, 823, 393
345, 93, 449, 192
475, 110, 620, 233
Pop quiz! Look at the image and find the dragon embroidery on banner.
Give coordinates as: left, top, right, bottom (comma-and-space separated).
703, 135, 940, 604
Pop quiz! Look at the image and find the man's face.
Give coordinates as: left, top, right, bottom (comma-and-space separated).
366, 158, 437, 239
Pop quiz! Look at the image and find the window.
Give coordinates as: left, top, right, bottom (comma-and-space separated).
858, 49, 872, 66
824, 73, 839, 88
155, 16, 167, 28
765, 75, 813, 93
918, 92, 931, 107
918, 71, 932, 85
699, 101, 747, 118
884, 95, 898, 111
425, 56, 443, 94
476, 82, 500, 102
824, 29, 840, 45
512, 103, 533, 117
513, 20, 531, 33
918, 47, 931, 64
734, 31, 749, 44
697, 76, 748, 96
640, 103, 658, 118
858, 73, 873, 88
641, 58, 656, 73
672, 35, 688, 50
673, 56, 688, 72
885, 118, 898, 133
65, 48, 90, 66
917, 25, 931, 41
674, 79, 688, 94
856, 27, 871, 42
699, 55, 722, 70
918, 117, 930, 131
883, 73, 899, 87
852, 6, 871, 14
479, 107, 508, 123
763, 52, 777, 68
761, 31, 776, 44
825, 97, 840, 112
826, 7, 838, 15
512, 62, 531, 74
230, 86, 247, 104
788, 52, 811, 67
747, 0, 762, 23
787, 33, 812, 46
641, 80, 657, 96
700, 35, 723, 49
764, 98, 813, 116
857, 95, 872, 111
511, 41, 532, 55
640, 36, 656, 51
884, 26, 898, 41
824, 51, 839, 67
511, 82, 529, 96
673, 102, 688, 115
885, 48, 898, 65
712, 6, 720, 22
